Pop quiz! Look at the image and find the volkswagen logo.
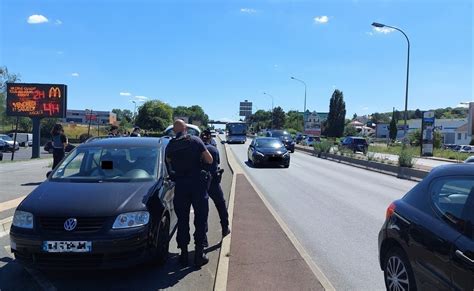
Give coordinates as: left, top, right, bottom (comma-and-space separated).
64, 218, 78, 231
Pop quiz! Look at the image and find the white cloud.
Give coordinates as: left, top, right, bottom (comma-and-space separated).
373, 26, 394, 34
314, 16, 329, 24
27, 15, 49, 24
57, 51, 64, 55
240, 8, 257, 14
71, 72, 79, 77
134, 96, 149, 101
119, 92, 132, 96
456, 101, 474, 108
366, 31, 374, 36
55, 19, 62, 25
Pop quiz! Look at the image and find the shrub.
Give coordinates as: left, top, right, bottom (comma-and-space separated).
398, 148, 414, 168
314, 140, 332, 155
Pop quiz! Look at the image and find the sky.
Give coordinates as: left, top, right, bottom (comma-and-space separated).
1, 0, 472, 122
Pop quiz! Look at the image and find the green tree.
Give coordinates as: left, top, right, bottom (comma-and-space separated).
344, 126, 358, 137
285, 110, 303, 132
187, 105, 209, 126
0, 67, 21, 131
272, 106, 286, 129
112, 109, 133, 123
352, 113, 358, 120
326, 89, 346, 137
248, 110, 272, 132
135, 100, 173, 131
389, 110, 398, 142
40, 118, 60, 138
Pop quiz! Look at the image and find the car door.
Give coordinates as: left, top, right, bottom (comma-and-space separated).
451, 185, 474, 291
408, 177, 467, 290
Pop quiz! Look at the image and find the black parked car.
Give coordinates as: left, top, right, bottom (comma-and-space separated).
378, 164, 473, 291
10, 137, 176, 269
340, 136, 368, 154
247, 137, 290, 168
266, 130, 295, 153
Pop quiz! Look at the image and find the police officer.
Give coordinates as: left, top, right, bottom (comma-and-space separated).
200, 130, 230, 244
165, 120, 213, 267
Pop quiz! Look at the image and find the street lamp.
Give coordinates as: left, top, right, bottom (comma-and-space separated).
132, 100, 137, 123
263, 92, 275, 129
372, 22, 410, 139
291, 76, 307, 131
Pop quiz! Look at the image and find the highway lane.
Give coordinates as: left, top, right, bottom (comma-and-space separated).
228, 140, 417, 290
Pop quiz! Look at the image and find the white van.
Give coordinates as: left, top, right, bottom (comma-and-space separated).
8, 133, 33, 147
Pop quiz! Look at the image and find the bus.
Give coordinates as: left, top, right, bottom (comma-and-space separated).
226, 122, 247, 144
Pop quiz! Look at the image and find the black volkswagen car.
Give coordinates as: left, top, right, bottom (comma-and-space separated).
247, 137, 290, 168
266, 130, 295, 153
378, 164, 473, 291
10, 137, 177, 269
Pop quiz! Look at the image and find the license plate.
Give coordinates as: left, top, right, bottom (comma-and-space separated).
43, 241, 92, 253
269, 156, 282, 162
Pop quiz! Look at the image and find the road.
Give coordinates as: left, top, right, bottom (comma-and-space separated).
1, 146, 52, 162
0, 139, 231, 290
228, 139, 417, 290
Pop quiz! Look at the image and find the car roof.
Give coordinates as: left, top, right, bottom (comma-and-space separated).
429, 164, 474, 178
255, 137, 280, 141
81, 137, 167, 148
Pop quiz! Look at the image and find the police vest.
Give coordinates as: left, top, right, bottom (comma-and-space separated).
168, 136, 201, 177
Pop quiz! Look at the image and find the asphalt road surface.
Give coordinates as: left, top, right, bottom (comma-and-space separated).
0, 139, 231, 290
229, 139, 417, 290
1, 146, 52, 162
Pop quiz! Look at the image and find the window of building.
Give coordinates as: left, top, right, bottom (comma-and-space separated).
458, 133, 462, 140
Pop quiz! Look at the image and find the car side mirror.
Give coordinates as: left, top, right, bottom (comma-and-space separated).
46, 171, 52, 179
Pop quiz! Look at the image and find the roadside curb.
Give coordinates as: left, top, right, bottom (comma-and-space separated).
0, 216, 13, 237
295, 146, 428, 182
214, 137, 238, 291
220, 142, 335, 291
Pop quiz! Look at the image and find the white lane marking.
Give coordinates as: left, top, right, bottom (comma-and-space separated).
226, 145, 336, 291
0, 196, 26, 212
0, 216, 13, 238
4, 245, 13, 258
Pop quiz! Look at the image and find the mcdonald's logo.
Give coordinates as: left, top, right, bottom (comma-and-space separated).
48, 87, 61, 98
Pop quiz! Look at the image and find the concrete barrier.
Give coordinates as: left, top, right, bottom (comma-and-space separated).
295, 145, 429, 182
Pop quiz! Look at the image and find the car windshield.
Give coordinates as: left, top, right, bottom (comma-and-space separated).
227, 123, 247, 135
51, 146, 159, 182
270, 131, 290, 138
354, 139, 367, 144
0, 134, 12, 141
256, 139, 284, 148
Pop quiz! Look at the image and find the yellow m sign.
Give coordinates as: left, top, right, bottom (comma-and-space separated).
48, 87, 61, 98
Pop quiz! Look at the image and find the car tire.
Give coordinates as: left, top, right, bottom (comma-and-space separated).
284, 164, 289, 168
291, 149, 295, 153
383, 247, 416, 291
151, 215, 170, 266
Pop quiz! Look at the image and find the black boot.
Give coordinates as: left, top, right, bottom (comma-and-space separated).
222, 226, 231, 238
194, 248, 209, 267
179, 248, 188, 266
203, 236, 209, 248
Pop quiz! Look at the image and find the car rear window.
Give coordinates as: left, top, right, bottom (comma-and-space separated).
430, 177, 474, 223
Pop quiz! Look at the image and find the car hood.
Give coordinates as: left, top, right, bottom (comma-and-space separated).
18, 180, 156, 217
255, 147, 287, 155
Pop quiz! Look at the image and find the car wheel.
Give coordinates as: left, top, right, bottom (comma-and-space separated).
284, 164, 290, 168
383, 247, 416, 291
152, 215, 170, 266
291, 149, 295, 153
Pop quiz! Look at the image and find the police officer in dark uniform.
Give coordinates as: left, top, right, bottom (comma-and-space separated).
165, 120, 213, 267
200, 130, 230, 243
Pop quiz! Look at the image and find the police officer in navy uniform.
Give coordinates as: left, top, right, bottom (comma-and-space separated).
165, 120, 213, 267
200, 130, 230, 244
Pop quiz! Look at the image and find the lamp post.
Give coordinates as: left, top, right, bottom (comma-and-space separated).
132, 100, 137, 124
263, 92, 274, 129
291, 76, 307, 131
372, 22, 410, 139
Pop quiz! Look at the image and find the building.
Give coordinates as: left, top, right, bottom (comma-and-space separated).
375, 124, 408, 140
407, 118, 467, 144
63, 110, 117, 125
303, 111, 328, 136
455, 123, 471, 145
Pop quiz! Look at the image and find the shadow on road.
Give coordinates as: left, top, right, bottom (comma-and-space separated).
21, 182, 42, 186
0, 247, 221, 290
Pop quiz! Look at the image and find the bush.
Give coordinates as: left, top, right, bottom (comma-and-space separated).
398, 148, 414, 168
314, 140, 332, 155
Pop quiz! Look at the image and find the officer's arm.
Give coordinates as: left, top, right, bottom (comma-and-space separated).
202, 150, 213, 164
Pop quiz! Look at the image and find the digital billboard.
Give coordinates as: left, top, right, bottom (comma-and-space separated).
6, 83, 67, 118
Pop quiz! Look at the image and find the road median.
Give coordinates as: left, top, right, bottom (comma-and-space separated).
216, 140, 333, 291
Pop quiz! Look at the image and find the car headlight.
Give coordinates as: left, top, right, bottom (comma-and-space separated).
112, 211, 150, 229
13, 210, 34, 229
255, 150, 265, 156
283, 152, 290, 157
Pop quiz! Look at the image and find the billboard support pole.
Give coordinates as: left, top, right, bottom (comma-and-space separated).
11, 117, 19, 161
31, 117, 41, 159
